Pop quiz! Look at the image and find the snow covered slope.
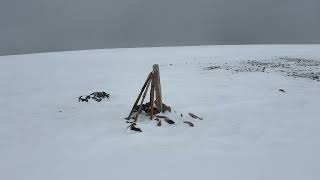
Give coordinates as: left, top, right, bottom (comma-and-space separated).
1, 45, 320, 180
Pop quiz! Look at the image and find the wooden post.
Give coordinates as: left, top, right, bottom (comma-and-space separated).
153, 64, 163, 112
150, 73, 155, 120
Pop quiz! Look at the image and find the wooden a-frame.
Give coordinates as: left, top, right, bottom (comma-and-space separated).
126, 64, 163, 122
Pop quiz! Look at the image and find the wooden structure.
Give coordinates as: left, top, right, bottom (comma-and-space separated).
126, 64, 170, 122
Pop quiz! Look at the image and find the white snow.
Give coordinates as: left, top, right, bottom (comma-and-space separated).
1, 45, 320, 180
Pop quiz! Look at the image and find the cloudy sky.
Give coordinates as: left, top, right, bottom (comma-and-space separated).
0, 0, 319, 55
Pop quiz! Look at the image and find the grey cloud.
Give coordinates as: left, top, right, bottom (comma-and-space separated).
0, 0, 319, 55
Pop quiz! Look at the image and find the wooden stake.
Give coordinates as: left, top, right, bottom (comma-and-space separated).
126, 72, 152, 120
134, 77, 152, 122
153, 64, 163, 112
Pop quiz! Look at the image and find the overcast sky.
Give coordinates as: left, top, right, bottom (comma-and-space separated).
0, 0, 319, 55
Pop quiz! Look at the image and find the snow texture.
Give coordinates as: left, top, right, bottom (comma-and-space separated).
1, 45, 320, 180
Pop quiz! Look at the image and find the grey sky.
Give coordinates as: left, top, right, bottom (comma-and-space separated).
0, 0, 319, 55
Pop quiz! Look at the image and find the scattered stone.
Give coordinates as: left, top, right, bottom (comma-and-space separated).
188, 113, 203, 120
127, 123, 142, 132
78, 95, 90, 102
204, 66, 221, 70
92, 96, 102, 102
78, 91, 110, 102
155, 118, 161, 126
90, 92, 110, 102
155, 115, 175, 124
164, 118, 175, 124
203, 57, 320, 82
183, 121, 194, 127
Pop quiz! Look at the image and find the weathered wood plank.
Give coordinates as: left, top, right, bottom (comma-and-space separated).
125, 72, 152, 120
153, 64, 163, 112
150, 73, 155, 120
134, 77, 152, 122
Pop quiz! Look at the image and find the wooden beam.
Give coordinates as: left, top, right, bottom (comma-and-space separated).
134, 77, 152, 122
150, 73, 155, 120
126, 72, 152, 120
153, 64, 163, 112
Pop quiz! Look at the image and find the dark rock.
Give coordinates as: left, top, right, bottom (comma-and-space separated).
127, 123, 142, 132
188, 113, 203, 120
204, 66, 221, 70
79, 91, 110, 102
78, 95, 90, 102
130, 125, 142, 132
183, 121, 194, 127
164, 118, 175, 124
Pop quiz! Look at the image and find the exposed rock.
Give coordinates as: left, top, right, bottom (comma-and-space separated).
183, 121, 194, 127
78, 91, 110, 102
188, 113, 203, 120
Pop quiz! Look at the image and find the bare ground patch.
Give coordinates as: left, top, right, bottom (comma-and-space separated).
204, 57, 320, 81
